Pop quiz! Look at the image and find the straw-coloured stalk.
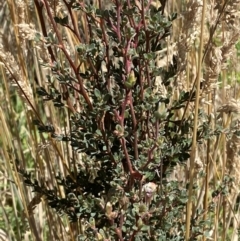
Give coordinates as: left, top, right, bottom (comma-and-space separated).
185, 0, 206, 239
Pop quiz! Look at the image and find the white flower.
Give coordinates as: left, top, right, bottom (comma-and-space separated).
142, 182, 157, 205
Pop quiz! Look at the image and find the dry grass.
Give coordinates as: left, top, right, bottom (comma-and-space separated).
0, 0, 240, 240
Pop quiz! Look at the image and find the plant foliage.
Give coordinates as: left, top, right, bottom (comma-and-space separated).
13, 0, 224, 240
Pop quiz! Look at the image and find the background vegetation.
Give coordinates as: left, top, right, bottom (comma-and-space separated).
0, 0, 240, 240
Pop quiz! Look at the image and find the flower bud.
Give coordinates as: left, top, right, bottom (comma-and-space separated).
154, 102, 167, 120
105, 202, 112, 216
109, 211, 118, 220
96, 232, 103, 241
137, 218, 143, 229
124, 70, 136, 89
89, 217, 95, 228
139, 203, 147, 213
80, 219, 85, 233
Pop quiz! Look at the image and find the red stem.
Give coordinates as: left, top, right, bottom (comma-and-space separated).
42, 0, 93, 110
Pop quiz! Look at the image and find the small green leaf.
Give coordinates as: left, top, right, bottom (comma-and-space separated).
94, 88, 101, 98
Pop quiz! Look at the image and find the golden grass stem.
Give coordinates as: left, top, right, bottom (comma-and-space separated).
185, 0, 206, 239
202, 92, 212, 241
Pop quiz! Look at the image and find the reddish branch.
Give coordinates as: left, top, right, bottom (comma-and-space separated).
41, 0, 93, 110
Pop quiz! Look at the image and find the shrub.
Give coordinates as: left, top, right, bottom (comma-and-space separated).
1, 0, 240, 240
